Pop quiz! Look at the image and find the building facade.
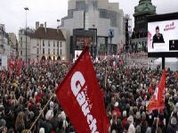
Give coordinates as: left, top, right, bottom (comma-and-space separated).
18, 22, 67, 61
131, 0, 156, 52
0, 24, 16, 58
60, 0, 125, 59
8, 33, 18, 57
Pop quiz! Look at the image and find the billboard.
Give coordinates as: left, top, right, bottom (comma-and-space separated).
147, 12, 178, 57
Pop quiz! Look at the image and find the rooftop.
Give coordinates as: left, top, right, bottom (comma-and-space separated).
30, 27, 66, 41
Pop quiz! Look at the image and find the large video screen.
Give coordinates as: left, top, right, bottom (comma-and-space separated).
148, 19, 178, 53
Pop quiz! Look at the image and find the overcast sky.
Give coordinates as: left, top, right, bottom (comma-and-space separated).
0, 0, 177, 35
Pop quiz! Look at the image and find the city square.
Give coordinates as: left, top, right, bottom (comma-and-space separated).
0, 0, 178, 132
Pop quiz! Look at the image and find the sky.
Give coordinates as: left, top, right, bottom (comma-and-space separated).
0, 0, 178, 35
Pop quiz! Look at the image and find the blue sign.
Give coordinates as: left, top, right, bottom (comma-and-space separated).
108, 29, 114, 38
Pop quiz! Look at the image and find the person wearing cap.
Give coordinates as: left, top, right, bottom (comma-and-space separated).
39, 127, 45, 133
112, 102, 121, 119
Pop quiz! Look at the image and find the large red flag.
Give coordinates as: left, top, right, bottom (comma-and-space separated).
147, 70, 166, 112
56, 47, 109, 133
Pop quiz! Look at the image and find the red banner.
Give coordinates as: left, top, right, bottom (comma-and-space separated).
56, 48, 109, 133
147, 70, 166, 112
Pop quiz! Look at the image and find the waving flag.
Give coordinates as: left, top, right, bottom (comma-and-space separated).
147, 70, 166, 112
56, 47, 109, 133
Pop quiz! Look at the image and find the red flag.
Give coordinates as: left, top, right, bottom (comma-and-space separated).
16, 59, 23, 76
148, 86, 154, 95
8, 59, 15, 76
1, 70, 6, 80
56, 47, 109, 133
147, 70, 166, 112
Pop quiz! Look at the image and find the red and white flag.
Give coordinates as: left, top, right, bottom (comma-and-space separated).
147, 70, 166, 112
56, 47, 109, 133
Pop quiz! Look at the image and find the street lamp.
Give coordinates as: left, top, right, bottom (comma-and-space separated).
57, 19, 60, 28
108, 29, 114, 55
125, 14, 130, 52
24, 7, 29, 65
57, 19, 60, 33
92, 24, 97, 58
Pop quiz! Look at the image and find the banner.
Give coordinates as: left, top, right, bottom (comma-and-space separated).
56, 47, 109, 133
147, 70, 166, 112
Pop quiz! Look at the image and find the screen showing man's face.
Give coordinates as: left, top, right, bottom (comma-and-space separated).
148, 19, 178, 53
156, 29, 159, 35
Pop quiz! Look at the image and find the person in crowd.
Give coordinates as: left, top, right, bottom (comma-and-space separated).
0, 56, 178, 132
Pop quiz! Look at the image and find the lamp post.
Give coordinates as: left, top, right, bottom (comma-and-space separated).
92, 24, 97, 58
125, 14, 130, 53
108, 29, 114, 55
24, 7, 29, 64
57, 19, 60, 28
57, 19, 60, 33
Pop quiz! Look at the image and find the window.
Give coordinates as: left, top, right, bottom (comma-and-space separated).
57, 41, 59, 47
48, 48, 50, 54
37, 48, 39, 54
60, 42, 62, 47
0, 58, 2, 66
57, 48, 59, 55
53, 41, 55, 47
48, 41, 50, 47
43, 48, 45, 54
53, 49, 55, 55
60, 49, 62, 55
20, 37, 22, 41
43, 40, 45, 47
21, 51, 23, 55
76, 1, 86, 10
37, 43, 39, 46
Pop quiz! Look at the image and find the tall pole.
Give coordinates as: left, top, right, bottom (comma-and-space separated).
24, 7, 29, 65
57, 19, 60, 31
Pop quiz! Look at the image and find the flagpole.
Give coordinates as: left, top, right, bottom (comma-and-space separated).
156, 116, 159, 133
104, 67, 107, 88
27, 94, 55, 132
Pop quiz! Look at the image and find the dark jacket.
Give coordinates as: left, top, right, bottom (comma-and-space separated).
167, 124, 178, 133
152, 33, 165, 48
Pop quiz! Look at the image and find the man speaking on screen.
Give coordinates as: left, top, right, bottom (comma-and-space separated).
152, 26, 165, 48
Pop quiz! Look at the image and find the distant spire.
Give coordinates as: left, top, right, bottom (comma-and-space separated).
134, 0, 156, 16
139, 0, 151, 4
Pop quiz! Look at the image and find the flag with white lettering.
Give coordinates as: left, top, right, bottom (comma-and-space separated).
147, 70, 166, 112
56, 47, 109, 133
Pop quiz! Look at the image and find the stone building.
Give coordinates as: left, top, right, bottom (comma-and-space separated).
131, 0, 156, 52
60, 0, 125, 59
18, 22, 67, 61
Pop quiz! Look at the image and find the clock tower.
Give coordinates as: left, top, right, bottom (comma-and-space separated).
131, 0, 156, 52
134, 0, 156, 34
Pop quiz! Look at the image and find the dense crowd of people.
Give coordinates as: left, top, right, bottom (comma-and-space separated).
0, 58, 178, 133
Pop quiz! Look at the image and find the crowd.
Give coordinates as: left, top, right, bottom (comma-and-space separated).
0, 58, 178, 133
